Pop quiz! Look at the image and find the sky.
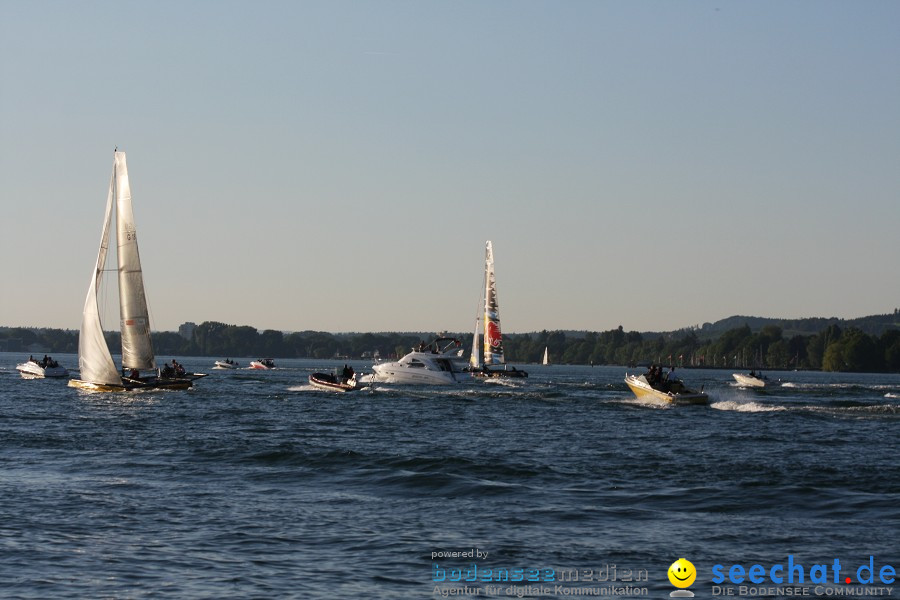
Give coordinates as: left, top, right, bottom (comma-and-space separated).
1, 0, 898, 334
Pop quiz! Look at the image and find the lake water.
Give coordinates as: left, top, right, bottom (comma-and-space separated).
1, 352, 898, 599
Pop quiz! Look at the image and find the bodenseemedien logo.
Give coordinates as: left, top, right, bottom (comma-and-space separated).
668, 558, 697, 597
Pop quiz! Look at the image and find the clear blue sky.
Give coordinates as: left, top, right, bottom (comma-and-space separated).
2, 1, 898, 334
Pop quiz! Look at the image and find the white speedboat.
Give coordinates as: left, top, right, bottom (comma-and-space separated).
249, 358, 276, 369
214, 359, 240, 369
365, 337, 469, 385
733, 372, 773, 388
16, 359, 69, 379
624, 374, 708, 405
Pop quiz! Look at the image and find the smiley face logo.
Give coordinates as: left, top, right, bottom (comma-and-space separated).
668, 558, 696, 588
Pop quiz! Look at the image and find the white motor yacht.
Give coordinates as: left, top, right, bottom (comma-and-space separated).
365, 337, 469, 385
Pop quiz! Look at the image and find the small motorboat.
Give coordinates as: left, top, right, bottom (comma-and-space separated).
309, 372, 365, 393
364, 337, 469, 385
733, 372, 774, 388
159, 360, 207, 382
249, 358, 276, 369
16, 357, 69, 379
624, 373, 708, 405
214, 359, 240, 369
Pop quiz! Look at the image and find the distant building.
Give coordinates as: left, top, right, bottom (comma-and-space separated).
178, 322, 197, 340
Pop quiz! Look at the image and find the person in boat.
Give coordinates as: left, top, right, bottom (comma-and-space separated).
341, 364, 355, 383
172, 360, 185, 376
162, 362, 175, 378
128, 368, 140, 380
660, 366, 677, 392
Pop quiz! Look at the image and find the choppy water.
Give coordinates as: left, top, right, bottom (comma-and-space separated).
1, 352, 898, 599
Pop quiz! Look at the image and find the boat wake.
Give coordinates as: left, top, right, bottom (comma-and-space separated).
618, 395, 674, 410
288, 384, 317, 392
711, 399, 787, 413
483, 377, 525, 388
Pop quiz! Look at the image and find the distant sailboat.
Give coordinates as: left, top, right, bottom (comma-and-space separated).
542, 346, 550, 366
69, 151, 195, 392
471, 241, 527, 378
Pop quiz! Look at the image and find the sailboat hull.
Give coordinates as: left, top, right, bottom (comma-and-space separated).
68, 377, 193, 392
472, 367, 528, 378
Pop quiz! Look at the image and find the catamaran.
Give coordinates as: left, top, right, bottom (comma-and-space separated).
470, 241, 527, 378
69, 151, 198, 392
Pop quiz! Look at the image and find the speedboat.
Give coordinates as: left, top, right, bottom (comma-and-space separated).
249, 358, 276, 369
214, 359, 240, 369
733, 372, 773, 388
309, 372, 365, 392
365, 337, 470, 385
16, 358, 69, 379
624, 374, 708, 405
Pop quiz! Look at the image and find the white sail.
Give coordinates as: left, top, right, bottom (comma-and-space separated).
483, 240, 504, 365
542, 347, 549, 365
77, 162, 122, 386
114, 152, 155, 370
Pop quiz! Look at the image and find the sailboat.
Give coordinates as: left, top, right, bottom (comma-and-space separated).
471, 241, 527, 378
69, 151, 195, 392
542, 347, 550, 366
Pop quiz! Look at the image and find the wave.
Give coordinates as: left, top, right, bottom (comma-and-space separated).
780, 381, 895, 392
710, 399, 899, 416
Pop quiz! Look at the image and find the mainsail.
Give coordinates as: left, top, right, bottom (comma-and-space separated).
114, 152, 155, 370
483, 240, 504, 365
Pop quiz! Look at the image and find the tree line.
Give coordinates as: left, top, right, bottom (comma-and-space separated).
2, 317, 899, 373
